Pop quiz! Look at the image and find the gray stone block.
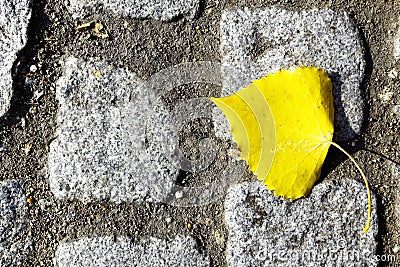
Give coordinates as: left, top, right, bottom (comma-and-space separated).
0, 0, 32, 117
214, 8, 366, 141
393, 164, 400, 178
0, 180, 30, 266
394, 24, 400, 60
49, 57, 179, 203
54, 235, 210, 266
67, 0, 200, 21
225, 180, 378, 266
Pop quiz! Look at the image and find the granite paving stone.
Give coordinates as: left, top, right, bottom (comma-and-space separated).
213, 8, 366, 142
224, 179, 378, 267
49, 56, 179, 203
0, 180, 30, 266
54, 235, 210, 267
67, 0, 200, 21
394, 23, 400, 60
0, 0, 32, 117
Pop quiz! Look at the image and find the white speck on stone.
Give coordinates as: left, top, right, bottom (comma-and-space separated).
33, 90, 44, 100
175, 191, 183, 199
224, 180, 378, 266
0, 180, 30, 266
165, 217, 172, 223
54, 235, 210, 266
0, 0, 32, 117
49, 57, 179, 203
215, 8, 366, 141
393, 245, 400, 254
67, 0, 200, 21
29, 65, 37, 73
20, 117, 26, 128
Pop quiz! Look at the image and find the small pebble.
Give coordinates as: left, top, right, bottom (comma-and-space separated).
20, 117, 26, 128
22, 144, 32, 155
214, 230, 225, 245
30, 65, 37, 73
34, 90, 44, 100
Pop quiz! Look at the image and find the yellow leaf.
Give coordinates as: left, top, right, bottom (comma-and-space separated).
211, 66, 371, 232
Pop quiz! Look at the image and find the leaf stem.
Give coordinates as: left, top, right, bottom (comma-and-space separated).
326, 141, 371, 233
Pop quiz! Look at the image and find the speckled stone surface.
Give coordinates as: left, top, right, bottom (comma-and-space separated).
0, 0, 32, 117
48, 56, 179, 203
0, 180, 30, 266
67, 0, 200, 21
394, 23, 400, 60
393, 164, 400, 178
214, 8, 366, 142
224, 179, 378, 267
54, 235, 210, 267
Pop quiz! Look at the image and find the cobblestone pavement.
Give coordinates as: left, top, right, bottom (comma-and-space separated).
0, 0, 400, 266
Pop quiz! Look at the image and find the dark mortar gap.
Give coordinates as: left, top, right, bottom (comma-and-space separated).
0, 0, 49, 128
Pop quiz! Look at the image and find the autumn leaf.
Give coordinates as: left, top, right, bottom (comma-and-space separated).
211, 66, 371, 232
